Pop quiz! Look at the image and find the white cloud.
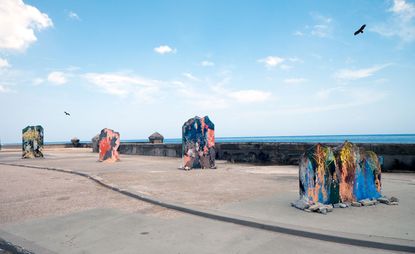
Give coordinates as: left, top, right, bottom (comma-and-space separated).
0, 58, 10, 68
154, 45, 176, 54
32, 77, 43, 85
334, 64, 391, 80
68, 11, 80, 21
174, 73, 272, 108
311, 26, 331, 38
372, 0, 415, 43
258, 56, 301, 69
84, 72, 160, 102
47, 71, 68, 85
228, 90, 272, 103
182, 72, 200, 82
288, 57, 303, 63
316, 86, 345, 100
0, 0, 53, 51
310, 13, 333, 38
258, 56, 285, 68
390, 0, 415, 21
284, 78, 307, 84
293, 31, 304, 36
0, 84, 11, 93
201, 60, 214, 67
273, 87, 386, 115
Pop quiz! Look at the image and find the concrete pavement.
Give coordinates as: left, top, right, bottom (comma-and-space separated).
0, 148, 414, 253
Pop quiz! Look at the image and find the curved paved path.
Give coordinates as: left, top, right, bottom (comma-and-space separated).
1, 148, 414, 253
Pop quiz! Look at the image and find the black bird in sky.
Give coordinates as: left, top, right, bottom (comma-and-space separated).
354, 24, 366, 36
64, 111, 71, 116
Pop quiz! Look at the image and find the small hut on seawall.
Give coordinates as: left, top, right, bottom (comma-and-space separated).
148, 132, 164, 144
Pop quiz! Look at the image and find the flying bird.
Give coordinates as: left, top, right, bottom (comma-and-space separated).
354, 24, 366, 36
64, 111, 71, 116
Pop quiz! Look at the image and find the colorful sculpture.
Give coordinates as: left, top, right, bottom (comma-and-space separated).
22, 125, 44, 158
98, 128, 120, 162
299, 144, 339, 204
298, 142, 381, 204
182, 116, 216, 170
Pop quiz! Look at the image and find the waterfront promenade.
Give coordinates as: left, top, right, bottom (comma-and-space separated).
0, 148, 414, 253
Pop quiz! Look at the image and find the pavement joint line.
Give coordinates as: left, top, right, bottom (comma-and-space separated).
1, 161, 414, 253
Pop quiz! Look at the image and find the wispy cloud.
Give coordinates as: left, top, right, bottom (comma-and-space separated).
274, 87, 386, 115
201, 60, 215, 67
294, 13, 333, 38
293, 31, 304, 36
0, 84, 12, 93
288, 57, 303, 63
32, 78, 44, 86
310, 14, 333, 38
334, 64, 392, 80
174, 72, 272, 109
390, 0, 415, 21
258, 56, 285, 68
0, 0, 53, 51
154, 45, 176, 54
84, 72, 160, 102
372, 0, 415, 43
316, 86, 345, 100
0, 58, 10, 68
68, 11, 81, 21
228, 90, 272, 103
284, 78, 307, 84
47, 71, 68, 85
182, 72, 200, 82
258, 56, 301, 70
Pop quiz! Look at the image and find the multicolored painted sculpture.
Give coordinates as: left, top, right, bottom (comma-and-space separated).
98, 128, 120, 162
182, 116, 215, 170
22, 125, 44, 158
299, 141, 381, 204
299, 144, 339, 204
336, 141, 360, 202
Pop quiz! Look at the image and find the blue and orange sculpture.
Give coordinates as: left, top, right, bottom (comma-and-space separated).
182, 116, 216, 170
22, 125, 44, 159
98, 128, 120, 162
299, 141, 381, 204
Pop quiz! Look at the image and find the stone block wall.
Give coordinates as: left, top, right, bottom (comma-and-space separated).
114, 142, 415, 171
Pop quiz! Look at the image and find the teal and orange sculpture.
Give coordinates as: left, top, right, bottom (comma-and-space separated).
299, 141, 381, 204
182, 116, 216, 170
98, 128, 120, 162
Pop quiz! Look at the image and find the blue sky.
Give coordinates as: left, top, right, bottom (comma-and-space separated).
0, 0, 414, 143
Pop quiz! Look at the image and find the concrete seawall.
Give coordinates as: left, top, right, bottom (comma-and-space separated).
118, 142, 415, 171
3, 142, 413, 171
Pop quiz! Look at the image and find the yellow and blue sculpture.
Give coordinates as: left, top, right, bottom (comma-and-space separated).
22, 125, 44, 158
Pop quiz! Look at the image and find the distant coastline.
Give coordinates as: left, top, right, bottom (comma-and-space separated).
3, 134, 415, 145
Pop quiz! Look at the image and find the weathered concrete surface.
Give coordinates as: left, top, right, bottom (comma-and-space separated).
1, 150, 407, 253
1, 148, 414, 244
0, 164, 174, 225
1, 209, 397, 254
116, 142, 415, 171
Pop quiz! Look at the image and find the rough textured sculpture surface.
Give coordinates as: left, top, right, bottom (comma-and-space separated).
22, 125, 44, 158
182, 116, 215, 170
98, 128, 120, 162
299, 142, 381, 204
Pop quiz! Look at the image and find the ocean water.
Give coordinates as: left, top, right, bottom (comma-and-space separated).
123, 134, 415, 144
4, 134, 414, 146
